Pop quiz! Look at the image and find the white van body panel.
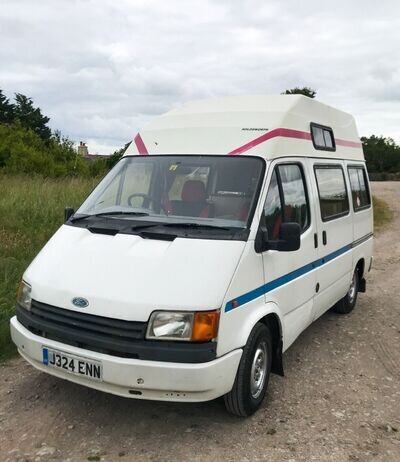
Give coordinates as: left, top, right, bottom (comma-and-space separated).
11, 95, 373, 403
24, 225, 246, 320
125, 95, 363, 161
216, 240, 283, 356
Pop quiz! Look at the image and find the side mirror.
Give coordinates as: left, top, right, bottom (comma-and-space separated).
274, 222, 301, 252
64, 207, 75, 222
255, 226, 269, 253
255, 222, 301, 253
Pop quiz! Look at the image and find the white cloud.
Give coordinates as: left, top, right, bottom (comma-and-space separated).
1, 0, 399, 153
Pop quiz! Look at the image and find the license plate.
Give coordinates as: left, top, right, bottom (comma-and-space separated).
42, 347, 102, 381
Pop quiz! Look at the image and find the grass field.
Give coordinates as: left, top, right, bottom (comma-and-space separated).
0, 174, 99, 360
0, 175, 394, 360
372, 196, 392, 231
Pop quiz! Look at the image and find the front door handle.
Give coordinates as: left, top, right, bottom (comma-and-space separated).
314, 233, 318, 248
322, 230, 327, 245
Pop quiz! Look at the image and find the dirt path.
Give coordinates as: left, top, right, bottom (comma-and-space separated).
1, 182, 399, 462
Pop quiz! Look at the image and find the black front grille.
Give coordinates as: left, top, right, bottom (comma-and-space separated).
16, 300, 217, 363
17, 299, 147, 358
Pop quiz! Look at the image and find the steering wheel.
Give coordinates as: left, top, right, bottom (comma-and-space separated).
127, 193, 152, 208
127, 193, 169, 215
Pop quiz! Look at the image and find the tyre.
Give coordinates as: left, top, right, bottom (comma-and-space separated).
332, 268, 360, 314
224, 323, 272, 417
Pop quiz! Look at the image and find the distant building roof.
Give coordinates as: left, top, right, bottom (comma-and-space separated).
77, 141, 109, 160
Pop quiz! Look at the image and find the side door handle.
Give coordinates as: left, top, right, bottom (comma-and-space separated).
314, 233, 318, 248
322, 230, 327, 245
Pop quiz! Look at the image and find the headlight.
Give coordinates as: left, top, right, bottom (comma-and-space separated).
146, 310, 219, 342
17, 280, 32, 311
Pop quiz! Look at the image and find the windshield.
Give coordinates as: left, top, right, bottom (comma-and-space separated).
76, 155, 264, 229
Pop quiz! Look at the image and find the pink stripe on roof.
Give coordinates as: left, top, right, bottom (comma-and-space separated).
335, 139, 362, 148
229, 128, 311, 155
228, 128, 361, 155
134, 133, 148, 155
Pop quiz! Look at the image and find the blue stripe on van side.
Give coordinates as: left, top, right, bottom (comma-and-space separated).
224, 242, 353, 312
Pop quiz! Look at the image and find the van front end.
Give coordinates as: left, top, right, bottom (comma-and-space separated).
9, 227, 247, 403
10, 154, 265, 404
10, 313, 242, 402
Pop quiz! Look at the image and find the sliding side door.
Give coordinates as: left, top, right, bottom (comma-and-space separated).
311, 160, 353, 320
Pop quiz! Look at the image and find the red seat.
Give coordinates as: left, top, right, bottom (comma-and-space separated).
271, 206, 293, 239
169, 180, 212, 218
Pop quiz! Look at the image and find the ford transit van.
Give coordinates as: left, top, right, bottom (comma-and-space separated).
11, 95, 373, 416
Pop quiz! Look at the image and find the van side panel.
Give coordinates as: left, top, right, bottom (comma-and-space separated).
219, 156, 373, 361
217, 241, 283, 357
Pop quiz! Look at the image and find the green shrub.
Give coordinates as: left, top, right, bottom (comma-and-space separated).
0, 122, 109, 178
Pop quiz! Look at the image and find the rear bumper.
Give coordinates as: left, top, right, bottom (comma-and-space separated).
10, 317, 242, 402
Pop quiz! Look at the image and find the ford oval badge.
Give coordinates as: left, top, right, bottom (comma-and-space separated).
72, 297, 89, 308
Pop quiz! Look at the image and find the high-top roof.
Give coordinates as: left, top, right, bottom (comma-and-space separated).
124, 95, 364, 161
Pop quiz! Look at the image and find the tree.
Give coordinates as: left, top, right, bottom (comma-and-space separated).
13, 93, 52, 142
0, 89, 15, 124
361, 135, 400, 173
106, 141, 132, 169
0, 88, 112, 177
282, 87, 317, 98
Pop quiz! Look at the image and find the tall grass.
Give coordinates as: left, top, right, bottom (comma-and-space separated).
0, 174, 99, 359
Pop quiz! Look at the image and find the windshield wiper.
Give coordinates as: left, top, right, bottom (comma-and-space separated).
70, 211, 150, 223
160, 222, 233, 231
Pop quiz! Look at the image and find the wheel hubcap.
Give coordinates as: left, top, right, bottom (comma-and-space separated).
250, 341, 268, 399
348, 272, 357, 304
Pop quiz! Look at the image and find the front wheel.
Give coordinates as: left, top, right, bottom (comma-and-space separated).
224, 323, 272, 417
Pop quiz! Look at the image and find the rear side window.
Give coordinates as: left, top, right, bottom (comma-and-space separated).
314, 166, 349, 221
348, 166, 371, 211
311, 123, 335, 151
262, 164, 310, 241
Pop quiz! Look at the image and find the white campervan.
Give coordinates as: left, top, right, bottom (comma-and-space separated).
11, 95, 373, 416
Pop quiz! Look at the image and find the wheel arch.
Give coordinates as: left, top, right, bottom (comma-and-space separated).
236, 302, 284, 377
355, 257, 365, 278
218, 300, 285, 375
355, 257, 366, 292
258, 312, 284, 376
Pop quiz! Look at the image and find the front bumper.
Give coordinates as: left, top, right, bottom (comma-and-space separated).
10, 317, 242, 402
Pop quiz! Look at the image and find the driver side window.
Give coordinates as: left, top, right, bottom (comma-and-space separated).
262, 163, 310, 241
263, 170, 282, 241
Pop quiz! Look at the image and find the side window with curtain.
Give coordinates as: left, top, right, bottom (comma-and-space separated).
314, 166, 349, 221
262, 164, 310, 242
348, 166, 371, 211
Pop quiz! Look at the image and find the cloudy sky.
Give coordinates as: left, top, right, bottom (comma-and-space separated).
1, 0, 399, 154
